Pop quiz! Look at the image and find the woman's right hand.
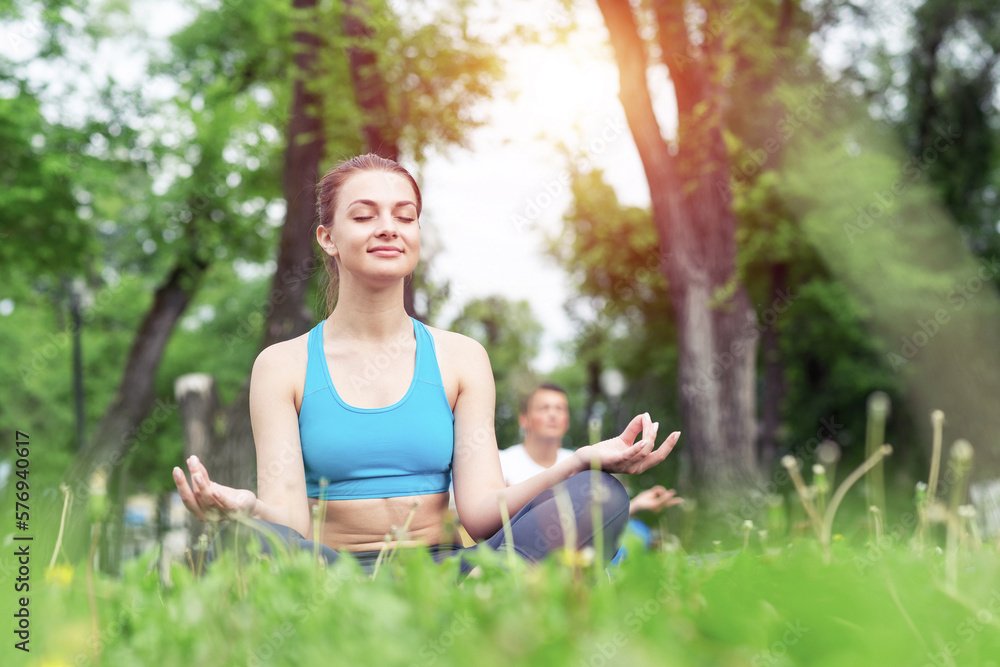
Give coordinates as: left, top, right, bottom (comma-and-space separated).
172, 455, 257, 521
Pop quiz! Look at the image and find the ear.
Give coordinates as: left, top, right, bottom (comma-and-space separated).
316, 224, 339, 258
518, 413, 528, 431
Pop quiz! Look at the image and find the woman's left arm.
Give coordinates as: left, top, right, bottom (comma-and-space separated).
449, 336, 680, 541
451, 337, 585, 540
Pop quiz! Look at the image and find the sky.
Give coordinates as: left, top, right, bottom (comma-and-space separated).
2, 0, 676, 371
412, 2, 682, 371
420, 35, 666, 371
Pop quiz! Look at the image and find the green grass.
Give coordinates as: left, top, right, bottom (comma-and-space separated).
13, 521, 1000, 667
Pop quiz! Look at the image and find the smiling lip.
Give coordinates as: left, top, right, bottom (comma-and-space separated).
369, 246, 403, 257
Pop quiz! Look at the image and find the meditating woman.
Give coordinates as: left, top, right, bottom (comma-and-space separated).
171, 153, 680, 572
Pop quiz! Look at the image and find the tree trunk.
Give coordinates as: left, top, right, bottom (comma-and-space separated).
342, 0, 421, 320
62, 256, 208, 559
175, 373, 218, 542
211, 0, 328, 494
262, 0, 327, 351
67, 258, 209, 490
343, 0, 399, 162
759, 263, 788, 471
596, 0, 760, 504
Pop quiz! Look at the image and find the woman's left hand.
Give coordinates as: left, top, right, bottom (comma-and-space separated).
576, 412, 680, 475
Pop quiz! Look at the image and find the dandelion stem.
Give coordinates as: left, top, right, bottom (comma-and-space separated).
48, 484, 72, 570
312, 504, 322, 566
314, 478, 329, 570
86, 523, 102, 665
498, 497, 518, 577
554, 482, 578, 561
590, 460, 604, 580
945, 440, 974, 594
822, 444, 894, 558
379, 501, 421, 575
783, 456, 823, 542
927, 411, 945, 507
370, 534, 393, 581
865, 392, 890, 521
196, 533, 209, 578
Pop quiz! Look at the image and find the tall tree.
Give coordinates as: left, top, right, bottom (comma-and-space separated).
212, 0, 329, 491
66, 0, 290, 494
593, 0, 765, 500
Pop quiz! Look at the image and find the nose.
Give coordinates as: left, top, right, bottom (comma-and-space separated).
373, 211, 400, 238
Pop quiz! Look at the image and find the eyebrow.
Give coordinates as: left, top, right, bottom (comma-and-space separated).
347, 199, 417, 209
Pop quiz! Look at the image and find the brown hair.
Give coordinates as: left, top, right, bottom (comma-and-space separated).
521, 382, 568, 415
315, 153, 422, 314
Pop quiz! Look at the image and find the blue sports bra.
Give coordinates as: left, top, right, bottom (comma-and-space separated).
298, 318, 455, 500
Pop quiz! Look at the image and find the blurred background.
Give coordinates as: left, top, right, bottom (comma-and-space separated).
2, 0, 1000, 569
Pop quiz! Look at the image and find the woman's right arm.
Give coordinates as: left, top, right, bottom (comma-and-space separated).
246, 343, 311, 536
173, 342, 311, 537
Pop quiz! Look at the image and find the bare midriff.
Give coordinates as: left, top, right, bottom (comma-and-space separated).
307, 491, 456, 552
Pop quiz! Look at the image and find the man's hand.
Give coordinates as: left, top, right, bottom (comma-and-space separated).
629, 486, 683, 514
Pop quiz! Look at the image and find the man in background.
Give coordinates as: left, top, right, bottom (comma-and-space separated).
499, 383, 682, 549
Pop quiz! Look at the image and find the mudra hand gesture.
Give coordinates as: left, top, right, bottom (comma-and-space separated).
172, 455, 257, 522
576, 412, 680, 475
630, 485, 683, 513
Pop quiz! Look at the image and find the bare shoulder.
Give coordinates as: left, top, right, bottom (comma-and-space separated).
253, 332, 309, 371
424, 325, 490, 367
251, 332, 311, 401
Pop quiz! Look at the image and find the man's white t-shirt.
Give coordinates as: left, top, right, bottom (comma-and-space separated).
497, 444, 575, 486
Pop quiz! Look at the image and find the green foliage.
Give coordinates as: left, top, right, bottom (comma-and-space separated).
0, 0, 505, 508
17, 519, 1000, 666
0, 88, 94, 278
779, 279, 904, 462
902, 0, 1000, 258
0, 270, 163, 488
547, 168, 681, 484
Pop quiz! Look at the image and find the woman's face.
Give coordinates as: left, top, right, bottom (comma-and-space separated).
319, 169, 421, 284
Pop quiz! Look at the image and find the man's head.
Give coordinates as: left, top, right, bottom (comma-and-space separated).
519, 383, 570, 443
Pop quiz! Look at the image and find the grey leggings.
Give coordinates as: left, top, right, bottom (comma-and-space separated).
208, 471, 630, 575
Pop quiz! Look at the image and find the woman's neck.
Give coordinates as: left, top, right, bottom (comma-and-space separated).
326, 281, 411, 342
